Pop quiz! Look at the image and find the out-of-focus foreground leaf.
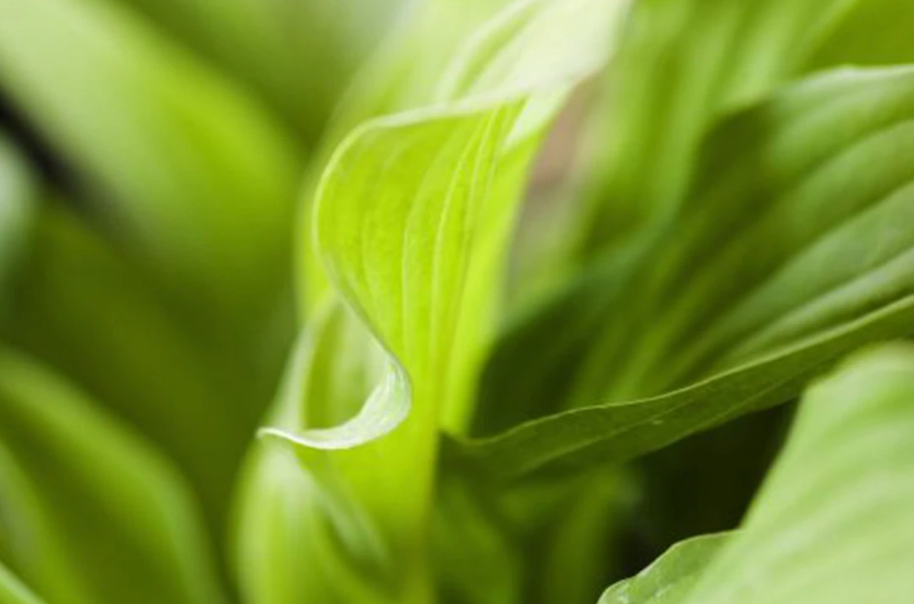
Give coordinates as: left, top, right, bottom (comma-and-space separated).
600, 344, 914, 604
0, 350, 226, 604
459, 66, 914, 482
237, 1, 628, 603
0, 0, 302, 334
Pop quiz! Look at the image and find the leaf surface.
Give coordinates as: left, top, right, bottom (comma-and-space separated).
0, 0, 301, 328
599, 344, 914, 604
475, 0, 875, 433
0, 136, 35, 300
116, 0, 404, 142
599, 534, 728, 604
244, 0, 629, 601
579, 0, 859, 250
0, 562, 45, 604
0, 351, 226, 604
0, 204, 255, 526
463, 66, 914, 481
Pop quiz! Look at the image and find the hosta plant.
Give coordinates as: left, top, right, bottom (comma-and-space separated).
0, 0, 914, 603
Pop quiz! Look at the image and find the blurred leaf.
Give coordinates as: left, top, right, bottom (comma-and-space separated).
0, 203, 255, 528
0, 437, 90, 604
476, 0, 874, 433
533, 470, 629, 604
235, 303, 399, 604
245, 0, 628, 601
600, 344, 914, 604
0, 0, 302, 330
0, 350, 226, 604
116, 0, 405, 143
433, 473, 523, 604
809, 0, 914, 67
629, 405, 789, 552
577, 0, 858, 253
0, 562, 45, 604
463, 66, 914, 481
0, 135, 35, 304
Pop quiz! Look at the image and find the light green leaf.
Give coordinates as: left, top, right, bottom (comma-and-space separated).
598, 533, 729, 604
296, 0, 563, 315
0, 436, 89, 604
0, 562, 45, 604
247, 0, 628, 601
0, 350, 226, 604
307, 0, 623, 438
235, 303, 401, 604
463, 66, 914, 481
600, 344, 914, 604
234, 445, 376, 604
0, 0, 301, 329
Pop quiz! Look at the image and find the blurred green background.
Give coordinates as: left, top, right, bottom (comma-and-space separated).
7, 1, 914, 603
0, 0, 409, 596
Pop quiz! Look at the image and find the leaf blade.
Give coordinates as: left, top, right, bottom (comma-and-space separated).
464, 67, 914, 481
0, 351, 227, 604
599, 344, 914, 604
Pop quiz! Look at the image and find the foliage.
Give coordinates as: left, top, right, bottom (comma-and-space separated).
0, 0, 913, 603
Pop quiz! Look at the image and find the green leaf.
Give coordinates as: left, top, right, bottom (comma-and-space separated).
598, 533, 729, 604
432, 472, 524, 604
628, 405, 789, 552
0, 437, 89, 604
234, 303, 402, 604
0, 0, 302, 329
296, 0, 557, 315
0, 203, 256, 528
477, 0, 877, 435
463, 66, 914, 481
234, 444, 380, 604
808, 0, 914, 68
114, 0, 404, 142
577, 0, 859, 252
534, 469, 631, 604
476, 0, 893, 432
245, 0, 628, 601
0, 350, 226, 604
307, 0, 623, 437
599, 344, 914, 604
0, 135, 35, 304
0, 562, 45, 604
